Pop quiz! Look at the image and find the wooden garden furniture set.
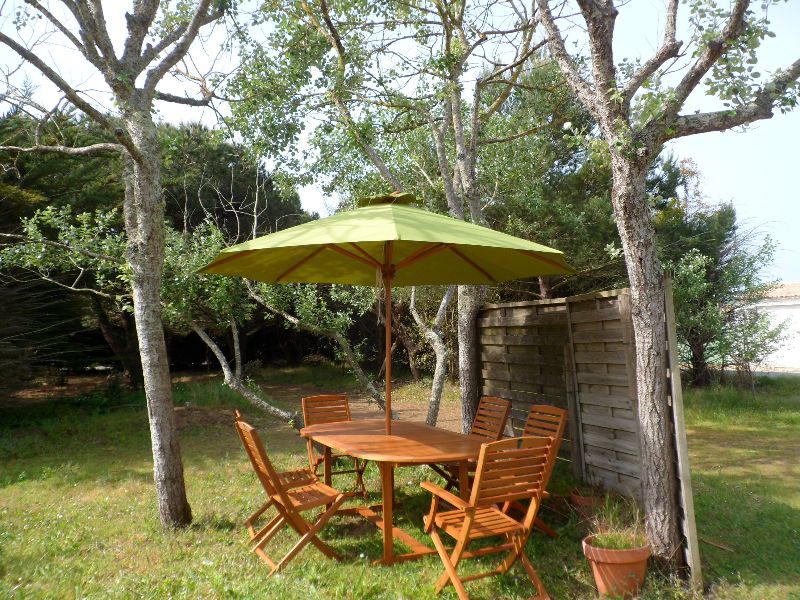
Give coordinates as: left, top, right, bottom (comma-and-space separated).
233, 396, 567, 599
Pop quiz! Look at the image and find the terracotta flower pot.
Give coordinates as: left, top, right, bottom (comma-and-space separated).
582, 534, 651, 598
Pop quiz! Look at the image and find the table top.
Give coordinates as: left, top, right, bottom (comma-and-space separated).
300, 419, 485, 463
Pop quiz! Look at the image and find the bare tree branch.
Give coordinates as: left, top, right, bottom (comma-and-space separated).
480, 122, 541, 145
190, 321, 299, 424
574, 0, 619, 103
246, 282, 388, 411
669, 0, 750, 111
621, 0, 681, 104
23, 0, 85, 55
304, 0, 403, 191
85, 0, 118, 64
536, 0, 602, 119
0, 142, 124, 156
39, 275, 121, 300
0, 31, 112, 129
122, 0, 161, 66
143, 0, 223, 93
480, 28, 543, 122
154, 90, 212, 106
669, 57, 800, 138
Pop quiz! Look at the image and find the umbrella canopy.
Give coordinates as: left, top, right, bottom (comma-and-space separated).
201, 193, 574, 434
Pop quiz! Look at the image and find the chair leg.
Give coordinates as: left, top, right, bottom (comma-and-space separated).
430, 529, 470, 600
354, 458, 369, 498
250, 513, 284, 546
275, 496, 345, 573
517, 550, 550, 599
245, 500, 273, 538
497, 534, 549, 600
252, 515, 287, 571
434, 528, 471, 593
534, 517, 558, 538
429, 464, 459, 492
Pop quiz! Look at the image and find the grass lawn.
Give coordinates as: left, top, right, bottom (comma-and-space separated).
1, 367, 797, 598
683, 377, 800, 599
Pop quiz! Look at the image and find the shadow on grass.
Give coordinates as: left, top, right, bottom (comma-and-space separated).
0, 394, 297, 491
190, 513, 238, 532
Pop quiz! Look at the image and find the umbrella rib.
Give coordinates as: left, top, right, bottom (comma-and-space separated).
276, 245, 328, 282
516, 249, 570, 272
449, 247, 496, 282
395, 243, 450, 271
349, 242, 382, 267
329, 244, 382, 269
199, 249, 256, 272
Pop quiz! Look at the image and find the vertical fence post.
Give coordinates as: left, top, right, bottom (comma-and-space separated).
563, 344, 584, 479
664, 277, 703, 590
563, 297, 588, 482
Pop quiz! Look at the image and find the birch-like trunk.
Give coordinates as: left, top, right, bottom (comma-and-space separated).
191, 322, 298, 424
123, 107, 191, 528
410, 286, 454, 426
610, 155, 680, 562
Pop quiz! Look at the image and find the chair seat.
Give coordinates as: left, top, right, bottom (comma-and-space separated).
435, 506, 525, 539
277, 468, 317, 489
280, 481, 342, 511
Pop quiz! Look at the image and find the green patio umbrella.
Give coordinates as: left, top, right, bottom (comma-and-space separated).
200, 192, 574, 434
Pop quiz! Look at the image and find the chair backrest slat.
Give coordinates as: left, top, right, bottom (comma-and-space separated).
469, 396, 511, 441
302, 394, 352, 427
522, 405, 567, 489
235, 414, 294, 508
470, 437, 552, 508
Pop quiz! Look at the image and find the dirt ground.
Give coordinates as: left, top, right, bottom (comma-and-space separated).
258, 380, 464, 432
6, 372, 465, 432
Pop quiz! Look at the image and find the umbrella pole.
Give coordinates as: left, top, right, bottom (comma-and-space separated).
384, 271, 393, 436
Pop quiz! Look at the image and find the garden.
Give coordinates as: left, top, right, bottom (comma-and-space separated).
1, 368, 797, 599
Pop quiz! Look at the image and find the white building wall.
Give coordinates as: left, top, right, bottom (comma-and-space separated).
756, 299, 800, 371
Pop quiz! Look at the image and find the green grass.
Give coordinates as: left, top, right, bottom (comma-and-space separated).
683, 376, 800, 599
0, 370, 797, 598
258, 363, 363, 392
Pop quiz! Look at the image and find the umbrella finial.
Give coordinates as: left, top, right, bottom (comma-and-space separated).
358, 191, 417, 208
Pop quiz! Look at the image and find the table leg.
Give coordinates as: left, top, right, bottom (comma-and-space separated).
323, 446, 332, 487
458, 461, 469, 500
379, 461, 394, 565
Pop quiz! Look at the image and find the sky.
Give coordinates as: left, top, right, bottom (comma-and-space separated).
1, 1, 798, 281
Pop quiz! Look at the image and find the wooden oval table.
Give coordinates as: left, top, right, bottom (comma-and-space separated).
300, 418, 485, 565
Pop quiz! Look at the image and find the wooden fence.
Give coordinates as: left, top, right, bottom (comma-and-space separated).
478, 289, 640, 495
477, 284, 702, 585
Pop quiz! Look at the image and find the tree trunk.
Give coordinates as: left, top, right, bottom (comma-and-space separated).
424, 330, 449, 427
410, 286, 454, 427
610, 155, 681, 565
247, 285, 388, 411
91, 297, 143, 388
688, 340, 711, 386
123, 107, 191, 528
190, 322, 298, 425
457, 284, 485, 433
378, 302, 422, 382
378, 338, 399, 379
538, 276, 552, 299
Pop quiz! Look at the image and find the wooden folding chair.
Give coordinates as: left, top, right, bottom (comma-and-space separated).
302, 394, 368, 498
422, 436, 554, 600
429, 396, 511, 491
510, 405, 568, 538
234, 411, 346, 574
